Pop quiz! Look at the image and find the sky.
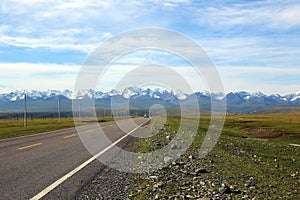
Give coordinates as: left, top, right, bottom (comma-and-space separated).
0, 0, 300, 95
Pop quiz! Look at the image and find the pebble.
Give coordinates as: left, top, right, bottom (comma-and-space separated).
164, 156, 174, 163
219, 183, 231, 194
149, 175, 158, 180
291, 172, 298, 177
245, 177, 256, 188
195, 168, 209, 174
186, 194, 195, 199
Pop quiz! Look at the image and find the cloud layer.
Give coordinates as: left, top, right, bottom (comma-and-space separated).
0, 0, 299, 94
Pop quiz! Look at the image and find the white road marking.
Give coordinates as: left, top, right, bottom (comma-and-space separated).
289, 143, 300, 147
30, 120, 148, 200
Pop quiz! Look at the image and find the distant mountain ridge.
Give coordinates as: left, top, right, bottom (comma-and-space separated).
0, 87, 190, 102
0, 87, 299, 113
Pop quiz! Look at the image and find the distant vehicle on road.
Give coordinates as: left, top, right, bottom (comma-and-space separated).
144, 113, 149, 118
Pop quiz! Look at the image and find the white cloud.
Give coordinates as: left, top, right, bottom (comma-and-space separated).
95, 64, 207, 94
218, 65, 300, 95
0, 25, 10, 33
0, 0, 299, 95
196, 0, 300, 30
0, 0, 195, 52
0, 1, 145, 51
0, 35, 96, 52
2, 0, 298, 54
0, 62, 78, 73
0, 62, 299, 95
272, 4, 300, 29
102, 32, 112, 39
0, 63, 80, 92
199, 36, 300, 68
218, 65, 300, 77
0, 62, 207, 94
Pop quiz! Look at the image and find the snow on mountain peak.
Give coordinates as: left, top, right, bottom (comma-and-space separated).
171, 89, 187, 100
122, 87, 142, 99
291, 91, 300, 102
1, 88, 300, 105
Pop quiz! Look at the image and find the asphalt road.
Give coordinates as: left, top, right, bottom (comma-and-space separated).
0, 118, 149, 200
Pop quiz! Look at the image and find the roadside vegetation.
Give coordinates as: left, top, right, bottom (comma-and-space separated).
128, 113, 300, 199
0, 117, 115, 139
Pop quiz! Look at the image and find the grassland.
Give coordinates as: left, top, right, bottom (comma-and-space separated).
0, 117, 115, 139
128, 113, 300, 199
2, 112, 299, 198
224, 112, 300, 144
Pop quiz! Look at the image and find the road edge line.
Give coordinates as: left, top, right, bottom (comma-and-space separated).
30, 120, 149, 200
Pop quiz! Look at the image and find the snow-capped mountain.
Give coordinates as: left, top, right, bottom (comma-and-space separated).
224, 91, 299, 105
0, 89, 73, 102
0, 87, 299, 113
285, 92, 300, 103
0, 87, 191, 102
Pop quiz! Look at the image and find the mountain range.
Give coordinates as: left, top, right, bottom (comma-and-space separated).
0, 87, 299, 114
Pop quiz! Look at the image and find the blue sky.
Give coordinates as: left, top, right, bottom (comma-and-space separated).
0, 0, 300, 94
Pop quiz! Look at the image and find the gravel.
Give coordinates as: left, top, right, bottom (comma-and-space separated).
76, 154, 252, 200
76, 167, 131, 200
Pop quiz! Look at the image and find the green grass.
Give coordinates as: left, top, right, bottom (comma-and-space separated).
128, 114, 300, 199
3, 113, 298, 198
224, 113, 300, 144
0, 117, 115, 139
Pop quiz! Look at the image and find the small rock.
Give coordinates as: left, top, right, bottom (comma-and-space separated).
195, 168, 209, 174
171, 144, 178, 150
186, 194, 195, 199
219, 183, 231, 194
245, 177, 256, 187
291, 172, 298, 177
164, 156, 174, 163
153, 182, 163, 190
230, 186, 242, 194
149, 175, 158, 180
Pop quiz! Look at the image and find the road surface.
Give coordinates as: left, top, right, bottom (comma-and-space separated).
0, 118, 149, 200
